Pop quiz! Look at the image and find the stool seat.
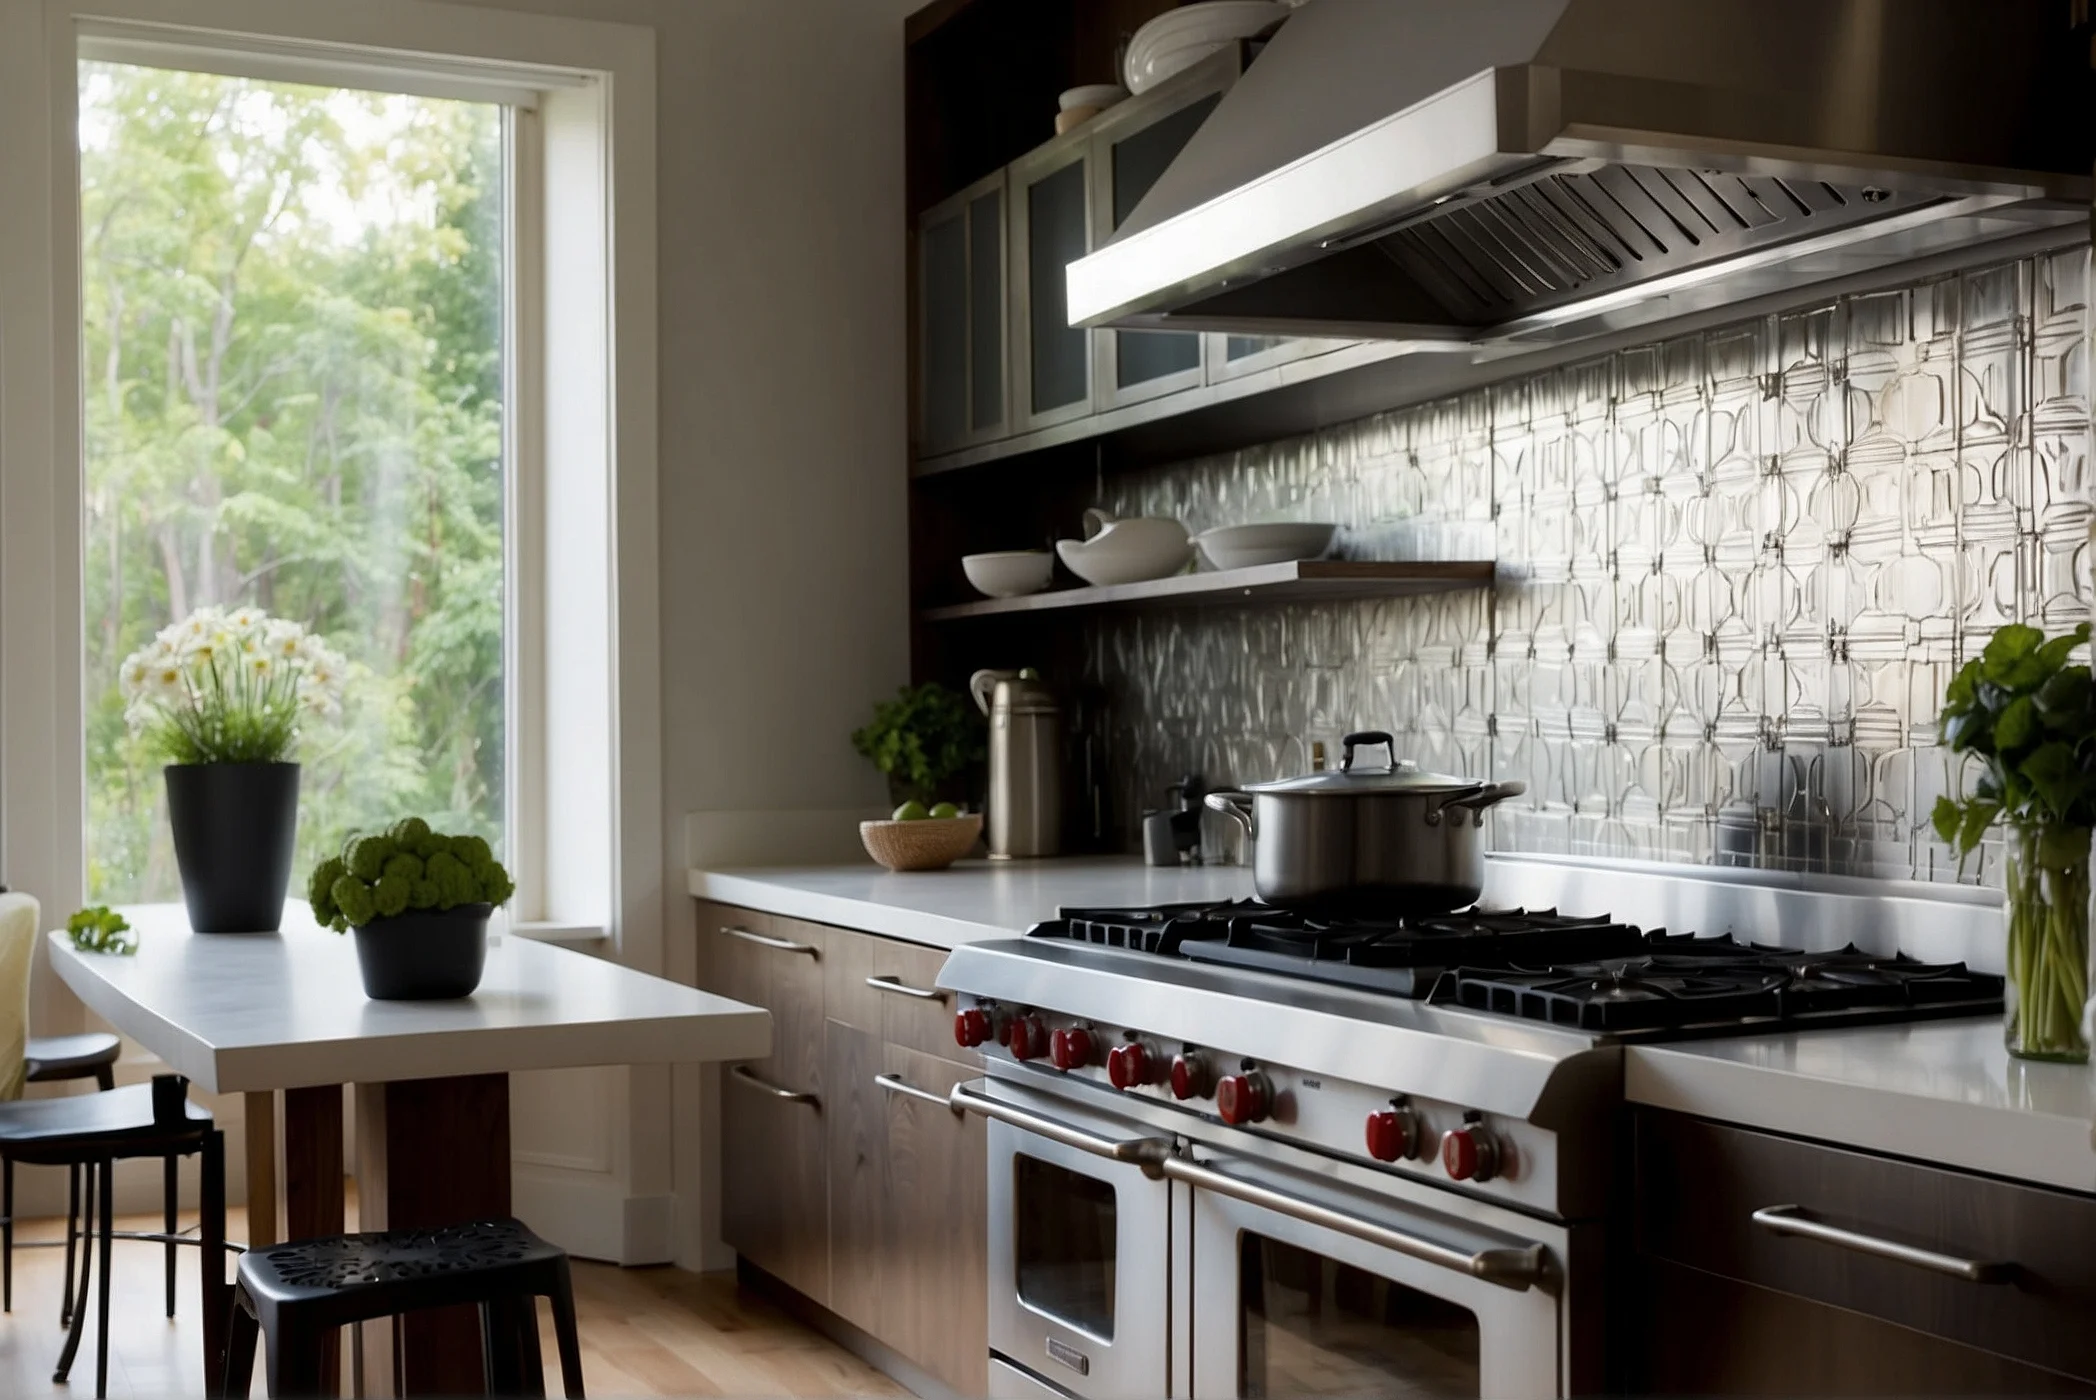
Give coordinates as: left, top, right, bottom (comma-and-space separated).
226, 1218, 583, 1397
0, 1082, 209, 1158
25, 1033, 120, 1086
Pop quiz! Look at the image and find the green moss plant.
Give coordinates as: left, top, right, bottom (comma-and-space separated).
308, 819, 514, 932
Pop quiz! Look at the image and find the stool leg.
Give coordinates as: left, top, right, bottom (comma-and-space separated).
94, 1064, 114, 1093
96, 1154, 114, 1399
222, 1293, 259, 1400
4, 1153, 14, 1312
518, 1297, 549, 1398
549, 1259, 585, 1399
61, 1163, 79, 1327
266, 1323, 325, 1399
202, 1131, 229, 1398
52, 1161, 94, 1384
165, 1152, 179, 1317
479, 1299, 523, 1396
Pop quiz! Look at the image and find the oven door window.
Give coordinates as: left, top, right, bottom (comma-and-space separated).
1239, 1233, 1480, 1397
1013, 1155, 1117, 1340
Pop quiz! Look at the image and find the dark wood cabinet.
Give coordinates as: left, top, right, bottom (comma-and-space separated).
696, 902, 986, 1396
1634, 1109, 2096, 1395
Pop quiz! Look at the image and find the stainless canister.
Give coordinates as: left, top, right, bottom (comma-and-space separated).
970, 669, 1061, 859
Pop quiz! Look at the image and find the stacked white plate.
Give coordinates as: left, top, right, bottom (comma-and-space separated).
1124, 2, 1292, 94
1194, 522, 1335, 571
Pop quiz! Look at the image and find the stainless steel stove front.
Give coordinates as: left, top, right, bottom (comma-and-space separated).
970, 1070, 1583, 1400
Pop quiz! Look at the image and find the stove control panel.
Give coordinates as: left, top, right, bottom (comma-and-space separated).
956, 997, 1561, 1211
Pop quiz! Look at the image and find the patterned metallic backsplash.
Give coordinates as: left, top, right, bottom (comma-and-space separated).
1083, 248, 2092, 887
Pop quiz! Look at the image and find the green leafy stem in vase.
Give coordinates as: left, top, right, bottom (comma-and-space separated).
1933, 621, 2094, 1060
306, 817, 515, 931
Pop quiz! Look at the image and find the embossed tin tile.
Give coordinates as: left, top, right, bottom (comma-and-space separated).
1082, 252, 2091, 888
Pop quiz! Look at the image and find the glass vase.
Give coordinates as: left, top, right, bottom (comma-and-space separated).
2002, 822, 2091, 1064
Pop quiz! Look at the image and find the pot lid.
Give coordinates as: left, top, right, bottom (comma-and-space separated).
1244, 731, 1487, 796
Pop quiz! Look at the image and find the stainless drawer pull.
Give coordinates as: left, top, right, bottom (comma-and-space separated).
875, 1073, 960, 1112
720, 924, 818, 957
729, 1064, 819, 1106
1159, 1154, 1547, 1292
1752, 1205, 2011, 1283
950, 1082, 1171, 1170
866, 975, 947, 1002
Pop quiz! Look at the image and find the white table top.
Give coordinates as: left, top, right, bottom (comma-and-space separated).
1627, 1020, 2096, 1193
48, 904, 771, 1094
689, 856, 1257, 948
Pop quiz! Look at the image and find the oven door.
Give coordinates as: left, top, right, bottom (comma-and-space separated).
1183, 1150, 1563, 1399
960, 1079, 1177, 1398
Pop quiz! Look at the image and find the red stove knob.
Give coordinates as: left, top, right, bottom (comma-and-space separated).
1049, 1027, 1095, 1072
1106, 1041, 1150, 1090
953, 1007, 992, 1048
1169, 1051, 1210, 1100
1215, 1073, 1272, 1126
1441, 1119, 1501, 1182
1365, 1106, 1418, 1163
1006, 1015, 1047, 1061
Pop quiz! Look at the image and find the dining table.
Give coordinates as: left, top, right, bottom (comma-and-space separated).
47, 903, 770, 1397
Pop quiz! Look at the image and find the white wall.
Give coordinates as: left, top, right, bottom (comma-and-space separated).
450, 0, 916, 1263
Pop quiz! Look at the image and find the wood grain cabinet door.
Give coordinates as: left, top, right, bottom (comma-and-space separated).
876, 1046, 989, 1398
1637, 1110, 2096, 1387
707, 908, 832, 1308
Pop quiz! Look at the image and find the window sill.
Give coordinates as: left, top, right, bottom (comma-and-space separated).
507, 921, 611, 947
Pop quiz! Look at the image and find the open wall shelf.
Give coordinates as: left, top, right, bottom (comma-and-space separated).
920, 559, 1495, 622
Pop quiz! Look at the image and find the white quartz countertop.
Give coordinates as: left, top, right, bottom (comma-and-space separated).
50, 904, 771, 1094
689, 857, 1254, 948
691, 857, 2096, 1192
1626, 1021, 2096, 1193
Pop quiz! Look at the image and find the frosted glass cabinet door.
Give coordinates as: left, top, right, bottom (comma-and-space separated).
1010, 137, 1094, 432
1094, 90, 1220, 407
915, 169, 1007, 456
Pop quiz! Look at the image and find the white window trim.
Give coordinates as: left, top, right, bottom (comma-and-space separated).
0, 0, 661, 972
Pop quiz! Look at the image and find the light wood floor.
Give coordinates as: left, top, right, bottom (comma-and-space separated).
0, 1204, 910, 1399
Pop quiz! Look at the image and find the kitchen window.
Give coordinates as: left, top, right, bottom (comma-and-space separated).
0, 3, 659, 954
77, 61, 511, 903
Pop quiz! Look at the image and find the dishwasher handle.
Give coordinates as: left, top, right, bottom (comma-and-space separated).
1159, 1154, 1549, 1293
949, 1082, 1172, 1174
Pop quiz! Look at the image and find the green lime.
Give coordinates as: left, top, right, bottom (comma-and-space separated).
929, 802, 961, 820
892, 800, 930, 822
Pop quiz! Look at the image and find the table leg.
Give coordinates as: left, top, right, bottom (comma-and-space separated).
243, 1091, 278, 1249
354, 1074, 510, 1397
200, 1130, 228, 1399
284, 1085, 346, 1396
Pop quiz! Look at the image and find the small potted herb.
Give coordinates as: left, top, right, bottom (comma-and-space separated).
1933, 621, 2094, 1063
307, 818, 515, 1000
850, 682, 985, 809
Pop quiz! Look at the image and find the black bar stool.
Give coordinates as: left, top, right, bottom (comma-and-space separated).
0, 1074, 226, 1399
224, 1217, 584, 1399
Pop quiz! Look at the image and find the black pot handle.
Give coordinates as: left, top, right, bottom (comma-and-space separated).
1340, 731, 1396, 774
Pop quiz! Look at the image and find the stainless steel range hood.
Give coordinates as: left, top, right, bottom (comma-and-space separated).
1067, 0, 2092, 346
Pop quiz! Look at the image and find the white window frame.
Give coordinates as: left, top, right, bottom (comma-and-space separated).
0, 0, 661, 967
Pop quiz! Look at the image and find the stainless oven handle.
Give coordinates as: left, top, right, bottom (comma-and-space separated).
949, 1082, 1172, 1174
719, 924, 819, 956
865, 975, 947, 1002
1159, 1154, 1548, 1292
1752, 1205, 2011, 1283
729, 1064, 819, 1106
875, 1073, 960, 1112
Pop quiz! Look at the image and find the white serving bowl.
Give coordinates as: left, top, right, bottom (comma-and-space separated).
962, 550, 1055, 599
1059, 83, 1128, 112
1124, 1, 1291, 93
1194, 522, 1337, 571
1056, 513, 1192, 587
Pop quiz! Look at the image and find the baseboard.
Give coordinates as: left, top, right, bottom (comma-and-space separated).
735, 1256, 968, 1400
513, 1165, 673, 1265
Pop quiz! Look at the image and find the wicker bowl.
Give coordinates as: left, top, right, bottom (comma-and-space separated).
859, 814, 982, 872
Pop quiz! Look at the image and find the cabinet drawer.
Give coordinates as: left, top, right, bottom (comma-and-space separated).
823, 926, 973, 1063
1637, 1111, 2096, 1382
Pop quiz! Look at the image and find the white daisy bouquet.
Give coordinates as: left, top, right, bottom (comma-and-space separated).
118, 606, 348, 765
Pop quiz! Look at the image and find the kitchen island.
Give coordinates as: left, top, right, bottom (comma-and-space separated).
51, 903, 769, 1396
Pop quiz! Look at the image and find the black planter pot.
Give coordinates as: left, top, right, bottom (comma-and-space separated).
351, 905, 492, 1000
164, 762, 300, 933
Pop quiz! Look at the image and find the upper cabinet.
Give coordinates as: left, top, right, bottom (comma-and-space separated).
915, 42, 1364, 470
916, 169, 1007, 456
